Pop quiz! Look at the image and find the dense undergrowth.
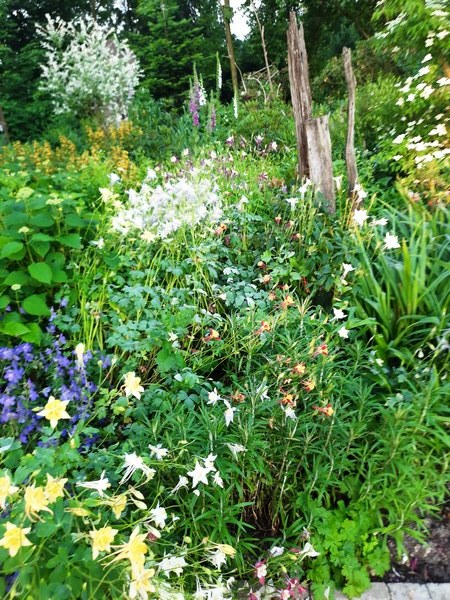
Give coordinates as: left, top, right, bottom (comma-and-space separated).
1, 6, 449, 599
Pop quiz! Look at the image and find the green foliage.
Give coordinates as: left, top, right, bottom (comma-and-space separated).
0, 174, 97, 343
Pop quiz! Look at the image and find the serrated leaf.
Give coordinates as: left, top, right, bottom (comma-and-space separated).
28, 262, 53, 284
22, 294, 50, 316
1, 241, 24, 259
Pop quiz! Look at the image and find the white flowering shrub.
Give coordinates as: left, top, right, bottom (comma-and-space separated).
37, 15, 141, 121
110, 169, 223, 241
373, 1, 449, 201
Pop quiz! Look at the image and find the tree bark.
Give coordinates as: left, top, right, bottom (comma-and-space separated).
287, 12, 312, 179
306, 116, 336, 214
222, 0, 239, 97
343, 47, 358, 203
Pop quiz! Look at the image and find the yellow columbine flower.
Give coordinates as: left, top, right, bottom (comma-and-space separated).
129, 567, 156, 599
0, 474, 19, 509
37, 396, 70, 429
110, 526, 148, 569
123, 372, 144, 400
101, 494, 127, 519
44, 475, 68, 503
0, 522, 33, 557
24, 484, 52, 521
89, 526, 118, 560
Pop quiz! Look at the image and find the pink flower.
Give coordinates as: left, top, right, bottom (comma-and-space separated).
254, 559, 267, 585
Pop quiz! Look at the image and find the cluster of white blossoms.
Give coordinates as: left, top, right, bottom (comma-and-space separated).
37, 15, 141, 120
111, 170, 223, 241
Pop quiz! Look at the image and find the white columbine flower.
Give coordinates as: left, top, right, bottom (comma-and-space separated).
119, 453, 155, 484
74, 343, 85, 369
270, 546, 285, 557
170, 476, 189, 494
299, 542, 320, 558
158, 556, 187, 577
209, 548, 227, 569
383, 232, 401, 249
149, 503, 168, 528
109, 173, 121, 185
77, 471, 111, 497
148, 444, 169, 460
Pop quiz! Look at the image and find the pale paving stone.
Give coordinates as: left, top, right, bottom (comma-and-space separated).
389, 583, 431, 600
358, 582, 391, 599
426, 583, 450, 600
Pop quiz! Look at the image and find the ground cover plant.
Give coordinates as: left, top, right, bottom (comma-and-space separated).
0, 1, 449, 599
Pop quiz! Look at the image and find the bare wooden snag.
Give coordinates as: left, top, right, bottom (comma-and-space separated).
306, 116, 336, 214
343, 47, 359, 203
287, 12, 335, 214
287, 13, 312, 179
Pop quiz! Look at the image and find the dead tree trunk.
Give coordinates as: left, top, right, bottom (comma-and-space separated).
0, 106, 9, 144
287, 12, 335, 213
287, 13, 312, 179
343, 47, 358, 204
306, 116, 336, 214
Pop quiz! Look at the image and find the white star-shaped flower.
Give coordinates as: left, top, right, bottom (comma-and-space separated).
383, 232, 400, 249
332, 308, 345, 320
353, 209, 369, 227
148, 444, 169, 460
187, 461, 213, 488
223, 400, 237, 427
338, 326, 350, 339
207, 388, 221, 405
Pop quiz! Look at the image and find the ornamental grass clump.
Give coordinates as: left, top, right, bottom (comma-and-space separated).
110, 170, 223, 241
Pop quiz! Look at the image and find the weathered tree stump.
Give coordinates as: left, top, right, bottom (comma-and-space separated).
306, 116, 336, 214
287, 13, 312, 179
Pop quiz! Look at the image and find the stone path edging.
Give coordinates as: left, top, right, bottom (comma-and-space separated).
318, 582, 450, 600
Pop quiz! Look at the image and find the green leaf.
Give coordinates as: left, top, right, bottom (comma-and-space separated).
1, 321, 30, 336
5, 213, 28, 228
57, 233, 81, 249
30, 233, 54, 242
0, 295, 11, 310
3, 271, 31, 286
22, 294, 50, 316
0, 241, 24, 259
28, 262, 53, 284
30, 213, 54, 228
51, 269, 68, 283
29, 240, 51, 258
22, 322, 43, 344
64, 213, 85, 227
